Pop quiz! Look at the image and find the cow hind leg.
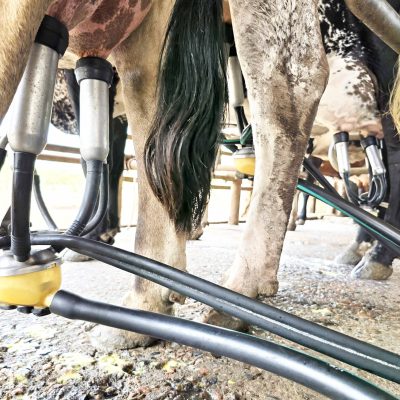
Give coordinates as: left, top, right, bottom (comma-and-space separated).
334, 227, 372, 266
296, 194, 308, 225
351, 114, 399, 280
90, 1, 187, 351
287, 192, 299, 232
206, 1, 328, 328
107, 116, 128, 238
352, 242, 394, 280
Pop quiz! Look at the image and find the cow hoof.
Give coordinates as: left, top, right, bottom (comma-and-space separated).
334, 242, 362, 265
89, 288, 176, 351
203, 309, 249, 332
203, 280, 278, 331
287, 221, 297, 232
296, 218, 305, 226
351, 258, 393, 280
63, 249, 93, 262
90, 325, 156, 351
258, 280, 279, 297
189, 226, 204, 240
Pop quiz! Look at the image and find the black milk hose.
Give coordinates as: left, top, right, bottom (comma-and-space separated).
23, 233, 400, 384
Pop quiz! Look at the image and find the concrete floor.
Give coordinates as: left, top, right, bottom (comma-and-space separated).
0, 219, 399, 399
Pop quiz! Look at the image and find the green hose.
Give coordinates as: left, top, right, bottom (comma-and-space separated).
297, 181, 400, 253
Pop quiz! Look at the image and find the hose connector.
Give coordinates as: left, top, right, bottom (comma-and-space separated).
361, 136, 386, 176
227, 56, 245, 108
5, 17, 67, 155
75, 57, 114, 87
333, 131, 350, 178
75, 57, 113, 162
11, 152, 36, 261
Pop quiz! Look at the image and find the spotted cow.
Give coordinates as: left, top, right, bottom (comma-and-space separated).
318, 0, 400, 280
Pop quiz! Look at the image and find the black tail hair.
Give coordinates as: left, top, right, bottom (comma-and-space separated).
144, 0, 226, 234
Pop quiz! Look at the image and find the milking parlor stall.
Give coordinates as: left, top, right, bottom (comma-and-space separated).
1, 1, 400, 399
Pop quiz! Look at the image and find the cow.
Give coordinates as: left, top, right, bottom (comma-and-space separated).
317, 0, 400, 280
225, 0, 393, 280
1, 0, 369, 350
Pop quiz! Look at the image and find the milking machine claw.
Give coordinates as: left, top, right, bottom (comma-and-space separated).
333, 131, 388, 208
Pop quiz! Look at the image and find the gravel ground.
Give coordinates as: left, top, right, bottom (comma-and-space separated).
0, 218, 399, 399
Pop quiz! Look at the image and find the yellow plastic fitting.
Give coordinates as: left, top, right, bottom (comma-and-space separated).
233, 148, 256, 176
0, 264, 61, 308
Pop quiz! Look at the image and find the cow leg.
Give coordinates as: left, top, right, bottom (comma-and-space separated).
90, 0, 186, 350
352, 35, 399, 280
287, 192, 299, 232
207, 1, 328, 328
105, 115, 128, 240
297, 156, 323, 226
296, 193, 309, 225
335, 227, 372, 265
352, 113, 399, 280
0, 1, 52, 118
296, 156, 322, 225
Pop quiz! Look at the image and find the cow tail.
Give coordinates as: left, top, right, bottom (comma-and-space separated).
144, 0, 226, 234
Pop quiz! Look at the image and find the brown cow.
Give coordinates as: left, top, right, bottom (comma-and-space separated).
0, 1, 328, 349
